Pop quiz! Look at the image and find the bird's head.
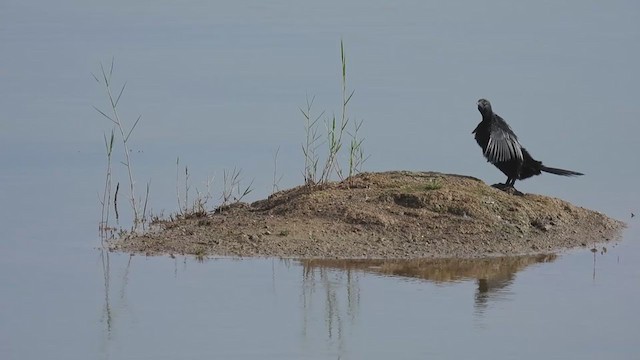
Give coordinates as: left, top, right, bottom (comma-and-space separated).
477, 99, 492, 115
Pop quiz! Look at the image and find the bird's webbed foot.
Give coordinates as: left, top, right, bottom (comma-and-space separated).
491, 183, 524, 196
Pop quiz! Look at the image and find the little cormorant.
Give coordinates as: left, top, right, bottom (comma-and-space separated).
473, 98, 583, 187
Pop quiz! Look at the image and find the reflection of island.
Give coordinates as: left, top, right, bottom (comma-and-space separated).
300, 254, 556, 314
301, 255, 556, 283
295, 255, 557, 356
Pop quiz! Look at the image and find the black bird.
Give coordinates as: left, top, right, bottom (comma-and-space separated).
473, 99, 583, 187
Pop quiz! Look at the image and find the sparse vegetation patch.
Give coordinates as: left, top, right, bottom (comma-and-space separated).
111, 171, 623, 259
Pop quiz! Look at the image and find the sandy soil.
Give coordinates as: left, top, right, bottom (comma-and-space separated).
111, 171, 624, 259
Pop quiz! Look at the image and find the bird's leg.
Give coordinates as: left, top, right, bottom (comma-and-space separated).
492, 178, 523, 195
493, 178, 514, 191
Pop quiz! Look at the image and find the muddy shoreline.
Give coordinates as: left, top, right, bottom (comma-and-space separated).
111, 171, 624, 259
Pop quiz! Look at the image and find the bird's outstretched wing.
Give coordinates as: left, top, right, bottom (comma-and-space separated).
484, 115, 523, 163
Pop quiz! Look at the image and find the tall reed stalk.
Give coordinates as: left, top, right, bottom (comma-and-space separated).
301, 40, 367, 186
99, 130, 115, 242
300, 95, 324, 185
93, 59, 146, 232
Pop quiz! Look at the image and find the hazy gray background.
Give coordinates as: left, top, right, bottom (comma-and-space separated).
2, 0, 639, 215
1, 1, 639, 359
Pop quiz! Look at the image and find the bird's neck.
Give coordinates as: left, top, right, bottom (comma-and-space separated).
481, 111, 493, 122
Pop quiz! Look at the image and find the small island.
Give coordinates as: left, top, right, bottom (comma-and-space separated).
111, 171, 623, 259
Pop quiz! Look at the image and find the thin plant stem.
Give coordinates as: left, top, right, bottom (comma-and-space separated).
93, 58, 145, 231
100, 130, 115, 243
272, 146, 284, 194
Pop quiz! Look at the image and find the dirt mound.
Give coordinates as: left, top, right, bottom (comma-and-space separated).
112, 171, 624, 258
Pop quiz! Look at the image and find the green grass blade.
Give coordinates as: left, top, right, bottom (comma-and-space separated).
114, 82, 127, 107
125, 114, 142, 142
92, 105, 116, 123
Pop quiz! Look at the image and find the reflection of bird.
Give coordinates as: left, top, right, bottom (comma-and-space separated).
473, 99, 583, 187
474, 273, 515, 311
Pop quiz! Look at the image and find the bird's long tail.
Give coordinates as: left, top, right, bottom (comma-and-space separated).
540, 166, 584, 177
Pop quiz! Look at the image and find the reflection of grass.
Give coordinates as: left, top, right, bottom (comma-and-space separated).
194, 247, 206, 262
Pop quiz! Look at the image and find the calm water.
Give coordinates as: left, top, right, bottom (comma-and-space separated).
1, 1, 639, 359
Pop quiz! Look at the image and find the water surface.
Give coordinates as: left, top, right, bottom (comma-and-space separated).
1, 1, 639, 359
